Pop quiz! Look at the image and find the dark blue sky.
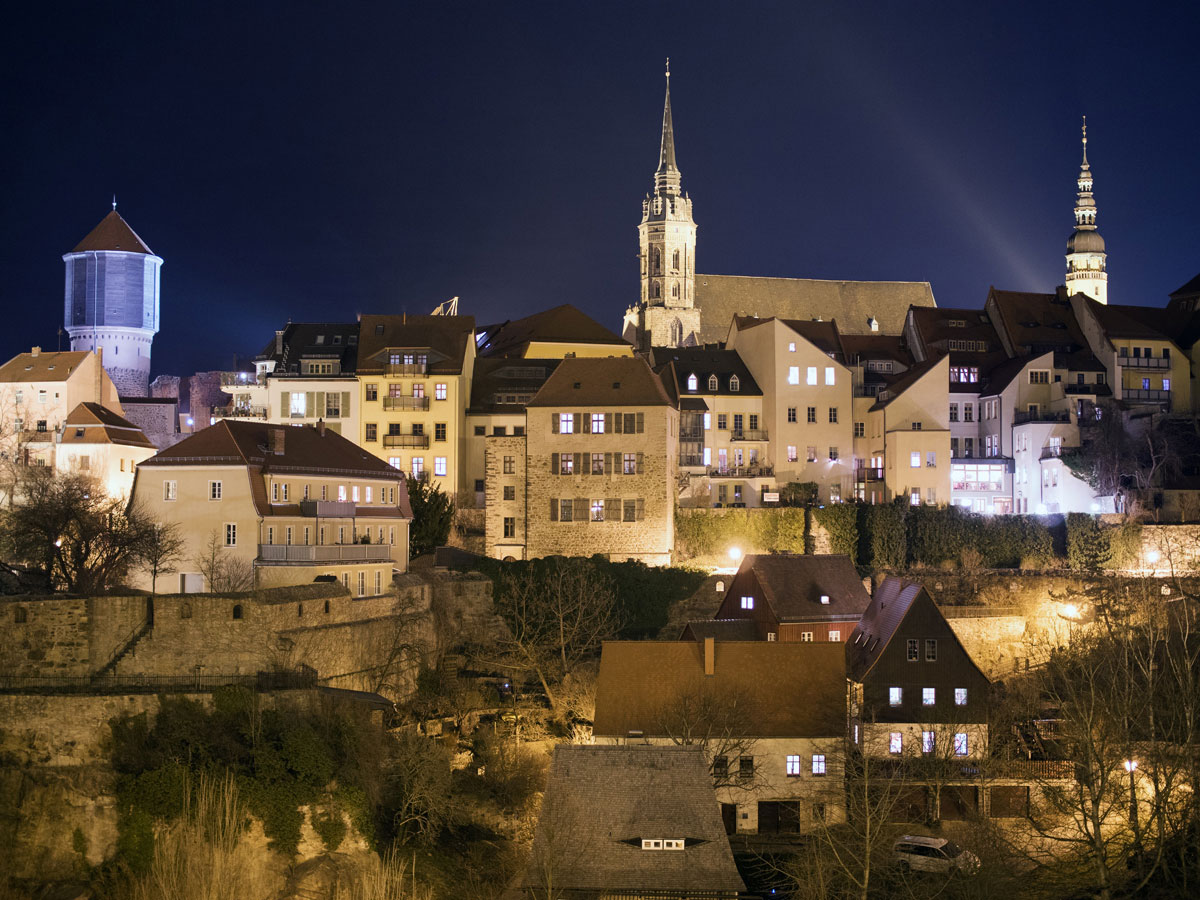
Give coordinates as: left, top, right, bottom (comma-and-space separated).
2, 2, 1197, 377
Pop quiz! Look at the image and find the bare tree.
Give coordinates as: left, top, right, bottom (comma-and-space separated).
652, 682, 758, 791
193, 531, 255, 593
0, 470, 158, 593
139, 519, 187, 595
493, 559, 621, 719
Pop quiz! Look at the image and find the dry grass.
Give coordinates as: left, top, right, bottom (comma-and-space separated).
334, 850, 434, 900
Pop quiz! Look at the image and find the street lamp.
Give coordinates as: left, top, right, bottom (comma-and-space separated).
728, 546, 742, 564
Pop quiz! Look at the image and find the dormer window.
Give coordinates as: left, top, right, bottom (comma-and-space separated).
687, 373, 698, 392
707, 374, 718, 392
729, 375, 740, 392
820, 595, 830, 605
641, 838, 685, 851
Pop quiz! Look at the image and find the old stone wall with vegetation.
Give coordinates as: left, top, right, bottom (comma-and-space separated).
0, 594, 149, 677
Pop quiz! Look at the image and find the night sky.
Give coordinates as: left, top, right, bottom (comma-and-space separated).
3, 2, 1197, 378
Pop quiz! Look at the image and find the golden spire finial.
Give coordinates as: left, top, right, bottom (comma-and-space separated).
666, 57, 670, 79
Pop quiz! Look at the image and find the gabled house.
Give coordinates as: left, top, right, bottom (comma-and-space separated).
686, 553, 871, 643
506, 745, 745, 899
847, 578, 990, 763
56, 402, 157, 498
593, 639, 846, 834
131, 420, 411, 593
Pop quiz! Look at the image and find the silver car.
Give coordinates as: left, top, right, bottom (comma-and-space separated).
893, 835, 980, 874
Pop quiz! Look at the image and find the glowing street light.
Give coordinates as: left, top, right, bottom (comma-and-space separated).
728, 546, 743, 564
1124, 759, 1138, 773
1146, 550, 1161, 565
1060, 603, 1081, 621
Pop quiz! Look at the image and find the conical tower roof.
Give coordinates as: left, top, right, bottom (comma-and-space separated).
70, 209, 155, 255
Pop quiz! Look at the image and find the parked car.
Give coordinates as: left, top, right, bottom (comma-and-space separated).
893, 835, 980, 874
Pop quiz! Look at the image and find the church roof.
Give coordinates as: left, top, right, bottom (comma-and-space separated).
70, 210, 155, 255
696, 274, 934, 344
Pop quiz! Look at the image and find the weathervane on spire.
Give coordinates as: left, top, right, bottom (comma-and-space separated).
1081, 116, 1088, 164
112, 194, 117, 211
666, 57, 670, 78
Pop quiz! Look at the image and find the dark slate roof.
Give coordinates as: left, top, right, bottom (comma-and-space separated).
906, 306, 1004, 361
838, 333, 913, 367
257, 322, 360, 372
978, 352, 1049, 397
780, 318, 844, 359
510, 746, 744, 895
476, 304, 629, 358
987, 288, 1087, 353
650, 347, 762, 397
594, 641, 845, 738
70, 210, 155, 255
695, 274, 935, 344
739, 553, 872, 621
1080, 297, 1175, 342
680, 619, 760, 641
61, 402, 156, 449
468, 358, 562, 413
846, 577, 926, 682
528, 356, 673, 408
356, 315, 475, 375
1169, 273, 1200, 298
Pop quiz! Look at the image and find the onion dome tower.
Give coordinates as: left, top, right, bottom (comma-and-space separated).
63, 202, 162, 396
1065, 118, 1108, 304
623, 61, 700, 351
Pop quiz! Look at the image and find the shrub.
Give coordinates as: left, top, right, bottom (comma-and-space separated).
861, 503, 906, 569
313, 804, 348, 853
1066, 513, 1109, 571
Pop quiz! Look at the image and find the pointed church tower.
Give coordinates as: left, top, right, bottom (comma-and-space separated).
623, 61, 700, 351
63, 204, 162, 397
1065, 118, 1107, 304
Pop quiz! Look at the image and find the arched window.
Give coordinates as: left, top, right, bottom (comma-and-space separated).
708, 375, 719, 392
672, 250, 680, 271
653, 283, 661, 299
715, 581, 725, 593
670, 319, 683, 346
672, 284, 680, 298
232, 604, 243, 620
686, 373, 698, 392
652, 248, 662, 274
729, 375, 740, 392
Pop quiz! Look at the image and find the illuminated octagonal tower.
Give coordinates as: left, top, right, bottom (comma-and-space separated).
63, 206, 162, 397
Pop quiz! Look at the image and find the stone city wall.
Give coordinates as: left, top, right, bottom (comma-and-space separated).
0, 595, 149, 677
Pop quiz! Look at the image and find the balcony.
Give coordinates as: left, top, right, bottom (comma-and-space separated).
383, 395, 430, 411
679, 453, 706, 467
1012, 410, 1071, 425
257, 544, 394, 564
855, 466, 884, 483
679, 427, 704, 441
706, 465, 774, 479
383, 433, 430, 449
730, 429, 769, 441
1120, 356, 1170, 369
387, 362, 427, 376
213, 405, 267, 419
1123, 388, 1171, 404
298, 500, 357, 517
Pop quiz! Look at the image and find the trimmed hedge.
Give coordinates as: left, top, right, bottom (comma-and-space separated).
674, 509, 808, 559
812, 505, 858, 561
1066, 513, 1143, 572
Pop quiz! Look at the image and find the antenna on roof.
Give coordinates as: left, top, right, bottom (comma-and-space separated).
112, 194, 117, 211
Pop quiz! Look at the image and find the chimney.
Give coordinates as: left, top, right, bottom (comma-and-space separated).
704, 636, 715, 676
269, 427, 286, 455
316, 418, 326, 437
275, 330, 284, 356
30, 346, 40, 357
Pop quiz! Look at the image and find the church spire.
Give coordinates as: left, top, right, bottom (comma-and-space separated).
1065, 116, 1108, 303
654, 59, 682, 195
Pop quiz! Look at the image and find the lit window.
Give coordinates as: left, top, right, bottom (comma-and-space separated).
954, 732, 969, 756
889, 732, 903, 754
801, 632, 813, 642
591, 499, 604, 521
829, 630, 841, 641
434, 457, 447, 476
703, 412, 711, 430
786, 755, 801, 776
411, 458, 424, 477
787, 445, 798, 462
788, 342, 796, 352
911, 451, 921, 468
812, 754, 826, 775
435, 383, 447, 400
955, 688, 967, 706
788, 366, 800, 385
825, 366, 835, 386
889, 687, 902, 706
592, 413, 606, 433
687, 373, 698, 391
559, 413, 574, 433
338, 485, 347, 501
807, 366, 817, 385
923, 687, 936, 706
740, 596, 754, 609
1163, 378, 1172, 391
365, 486, 372, 503
922, 731, 935, 754
352, 485, 361, 502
